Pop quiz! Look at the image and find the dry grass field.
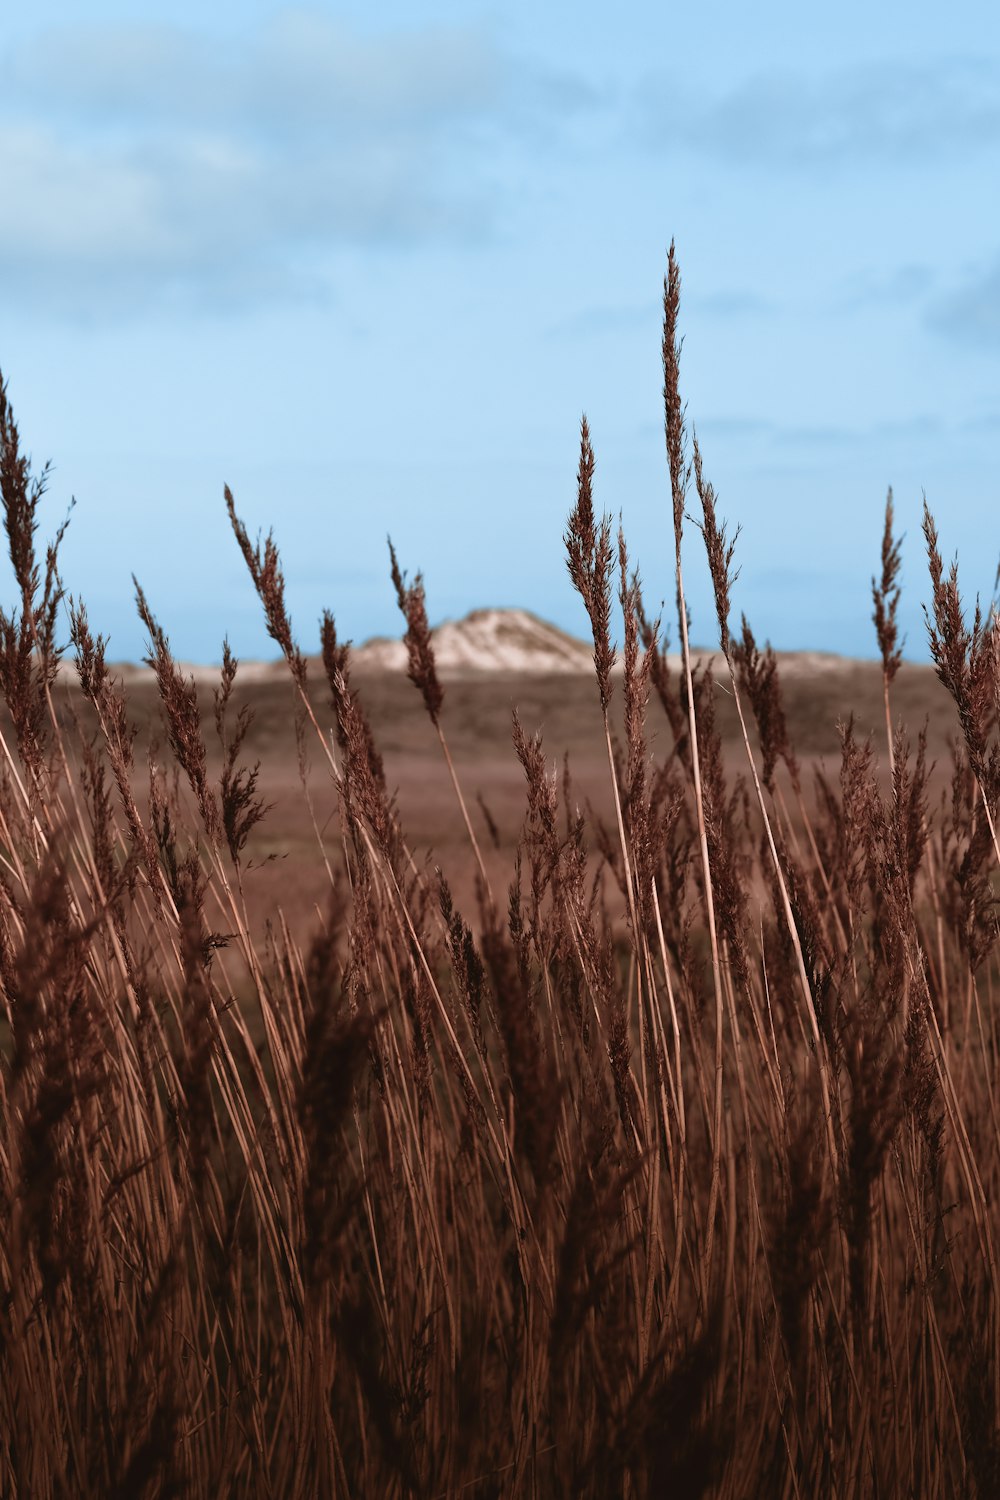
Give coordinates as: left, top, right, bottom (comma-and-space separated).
50, 650, 956, 945
2, 248, 999, 1497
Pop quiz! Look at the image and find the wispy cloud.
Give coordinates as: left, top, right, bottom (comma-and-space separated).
640, 57, 1000, 168
773, 416, 944, 450
641, 412, 948, 453
548, 286, 773, 343
689, 289, 774, 318
545, 301, 659, 339
4, 14, 507, 137
772, 424, 855, 449
746, 563, 842, 595
0, 121, 484, 317
833, 264, 935, 311
927, 257, 1000, 348
693, 416, 773, 441
961, 411, 1000, 433
0, 11, 591, 318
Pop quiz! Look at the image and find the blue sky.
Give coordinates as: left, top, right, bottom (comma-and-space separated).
0, 1, 998, 663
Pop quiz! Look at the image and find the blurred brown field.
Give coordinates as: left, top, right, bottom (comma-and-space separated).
38, 651, 955, 943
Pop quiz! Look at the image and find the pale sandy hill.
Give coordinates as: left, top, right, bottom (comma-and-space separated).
354, 608, 597, 674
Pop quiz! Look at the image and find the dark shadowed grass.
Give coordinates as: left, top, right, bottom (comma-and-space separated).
2, 255, 1000, 1497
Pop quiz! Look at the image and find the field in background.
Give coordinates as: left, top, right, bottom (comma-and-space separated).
31, 649, 956, 941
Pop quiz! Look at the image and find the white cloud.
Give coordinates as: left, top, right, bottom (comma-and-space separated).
0, 11, 588, 317
5, 13, 507, 136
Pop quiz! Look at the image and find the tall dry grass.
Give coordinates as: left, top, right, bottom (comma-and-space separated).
2, 247, 999, 1497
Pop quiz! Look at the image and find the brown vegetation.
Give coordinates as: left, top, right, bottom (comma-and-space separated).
1, 247, 999, 1496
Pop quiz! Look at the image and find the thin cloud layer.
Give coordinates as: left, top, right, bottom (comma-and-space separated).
658, 413, 952, 454
5, 14, 506, 135
833, 264, 935, 311
929, 258, 1000, 347
642, 57, 1000, 167
0, 12, 589, 317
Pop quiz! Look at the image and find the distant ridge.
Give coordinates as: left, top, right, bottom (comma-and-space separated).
353, 608, 861, 678
106, 608, 872, 682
